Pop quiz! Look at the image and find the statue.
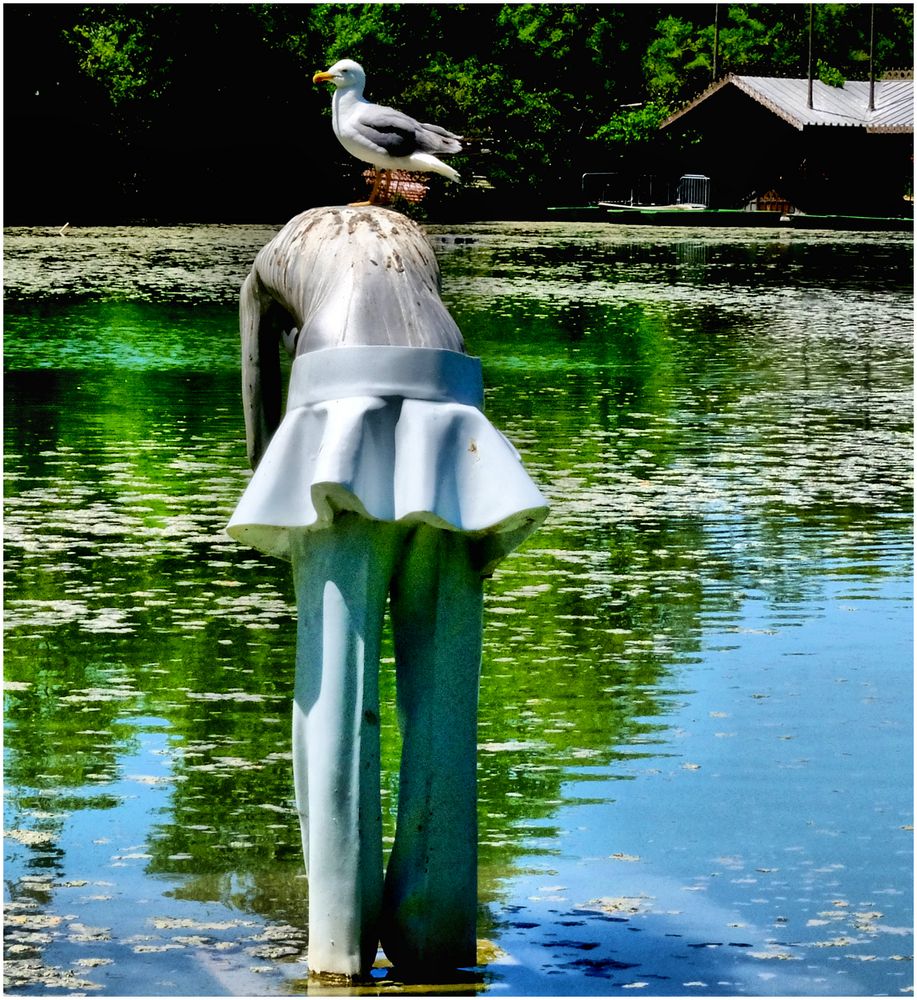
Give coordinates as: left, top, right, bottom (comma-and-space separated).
227, 205, 547, 980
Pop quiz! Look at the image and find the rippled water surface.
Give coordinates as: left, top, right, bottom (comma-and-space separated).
3, 221, 913, 996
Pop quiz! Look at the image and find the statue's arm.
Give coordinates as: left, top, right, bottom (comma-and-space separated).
240, 271, 282, 470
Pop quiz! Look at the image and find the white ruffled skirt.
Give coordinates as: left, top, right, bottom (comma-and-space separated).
227, 346, 548, 574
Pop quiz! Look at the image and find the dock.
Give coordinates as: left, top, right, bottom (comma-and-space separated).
546, 204, 913, 232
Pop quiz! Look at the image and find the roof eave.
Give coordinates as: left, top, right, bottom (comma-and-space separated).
659, 73, 807, 131
729, 76, 805, 130
659, 75, 735, 129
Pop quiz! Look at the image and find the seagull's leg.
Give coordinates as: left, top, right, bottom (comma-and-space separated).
370, 169, 383, 204
368, 169, 386, 205
349, 169, 381, 207
378, 170, 392, 205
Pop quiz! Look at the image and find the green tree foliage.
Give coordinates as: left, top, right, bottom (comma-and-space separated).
641, 3, 914, 104
67, 13, 166, 107
591, 100, 670, 148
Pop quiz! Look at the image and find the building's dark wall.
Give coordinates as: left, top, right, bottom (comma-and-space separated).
662, 89, 801, 209
793, 129, 913, 216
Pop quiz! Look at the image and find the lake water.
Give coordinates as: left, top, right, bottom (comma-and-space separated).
3, 220, 913, 997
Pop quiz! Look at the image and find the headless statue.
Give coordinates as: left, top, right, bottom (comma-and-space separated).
228, 205, 547, 980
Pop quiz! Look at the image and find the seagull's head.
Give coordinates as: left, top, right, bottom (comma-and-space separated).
312, 59, 365, 92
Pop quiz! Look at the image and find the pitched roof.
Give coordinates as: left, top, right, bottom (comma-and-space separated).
661, 75, 913, 133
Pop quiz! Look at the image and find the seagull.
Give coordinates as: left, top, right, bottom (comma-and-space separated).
312, 59, 463, 204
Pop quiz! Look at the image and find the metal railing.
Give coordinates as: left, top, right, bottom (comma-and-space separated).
581, 172, 711, 208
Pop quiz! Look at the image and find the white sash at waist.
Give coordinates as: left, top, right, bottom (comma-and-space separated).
286, 346, 484, 411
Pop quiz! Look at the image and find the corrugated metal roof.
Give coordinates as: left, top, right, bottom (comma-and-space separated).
662, 75, 913, 133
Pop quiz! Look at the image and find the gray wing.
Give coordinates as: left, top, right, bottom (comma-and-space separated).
353, 105, 463, 157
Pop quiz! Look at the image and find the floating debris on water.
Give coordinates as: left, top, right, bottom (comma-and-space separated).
579, 896, 653, 917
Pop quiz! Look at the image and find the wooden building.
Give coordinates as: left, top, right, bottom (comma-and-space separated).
659, 75, 913, 218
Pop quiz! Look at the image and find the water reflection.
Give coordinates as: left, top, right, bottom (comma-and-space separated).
4, 223, 912, 995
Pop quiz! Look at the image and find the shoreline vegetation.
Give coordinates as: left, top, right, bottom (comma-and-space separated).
4, 4, 913, 225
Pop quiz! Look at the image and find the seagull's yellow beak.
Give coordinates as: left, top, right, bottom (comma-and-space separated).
313, 70, 335, 84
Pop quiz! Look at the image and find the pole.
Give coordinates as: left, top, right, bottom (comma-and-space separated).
868, 4, 876, 112
807, 3, 814, 110
713, 4, 720, 81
